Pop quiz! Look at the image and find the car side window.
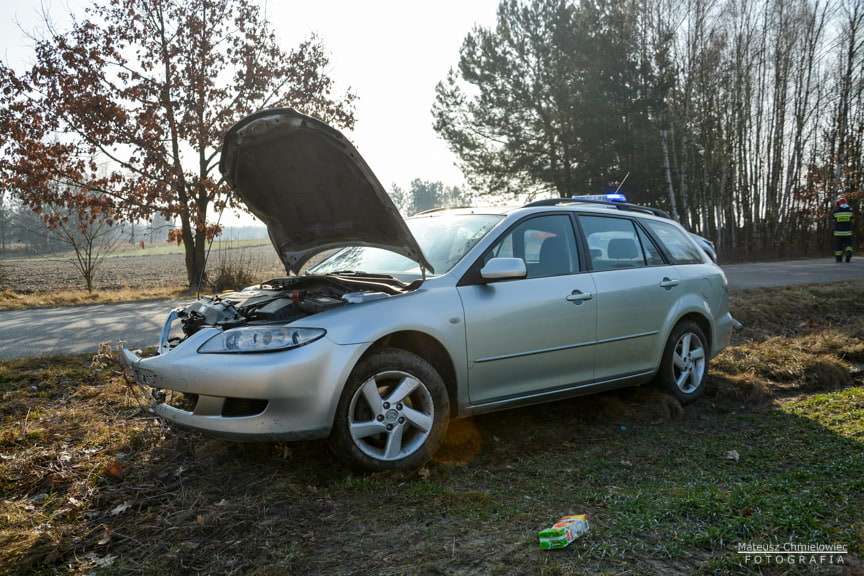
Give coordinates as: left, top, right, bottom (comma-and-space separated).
486, 215, 579, 278
579, 215, 654, 271
637, 226, 666, 266
642, 220, 706, 264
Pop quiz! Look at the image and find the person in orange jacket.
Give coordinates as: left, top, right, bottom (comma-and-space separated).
832, 197, 854, 263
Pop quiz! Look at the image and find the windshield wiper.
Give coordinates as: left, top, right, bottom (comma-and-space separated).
325, 270, 392, 278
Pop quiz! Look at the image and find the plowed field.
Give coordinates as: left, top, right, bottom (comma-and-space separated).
0, 243, 285, 294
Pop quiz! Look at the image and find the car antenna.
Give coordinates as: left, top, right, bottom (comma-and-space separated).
614, 172, 630, 193
196, 185, 228, 299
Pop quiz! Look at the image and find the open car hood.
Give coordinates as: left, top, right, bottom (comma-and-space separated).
219, 108, 433, 275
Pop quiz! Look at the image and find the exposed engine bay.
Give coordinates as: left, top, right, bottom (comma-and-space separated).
166, 274, 416, 350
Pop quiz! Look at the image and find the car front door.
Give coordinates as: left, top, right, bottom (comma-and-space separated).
457, 214, 597, 406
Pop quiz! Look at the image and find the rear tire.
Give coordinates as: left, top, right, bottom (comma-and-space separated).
329, 348, 449, 471
656, 321, 709, 404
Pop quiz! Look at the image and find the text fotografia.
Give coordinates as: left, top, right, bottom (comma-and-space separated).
738, 543, 848, 565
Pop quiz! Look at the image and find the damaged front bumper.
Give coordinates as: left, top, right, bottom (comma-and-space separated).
115, 318, 364, 442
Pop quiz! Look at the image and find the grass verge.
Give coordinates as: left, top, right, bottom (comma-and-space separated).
0, 283, 862, 575
0, 286, 194, 311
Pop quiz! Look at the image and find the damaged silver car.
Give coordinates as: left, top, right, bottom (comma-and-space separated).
119, 108, 734, 471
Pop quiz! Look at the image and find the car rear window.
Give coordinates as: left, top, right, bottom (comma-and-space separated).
642, 219, 706, 264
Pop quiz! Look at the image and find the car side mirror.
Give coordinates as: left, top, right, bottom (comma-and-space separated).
480, 258, 527, 282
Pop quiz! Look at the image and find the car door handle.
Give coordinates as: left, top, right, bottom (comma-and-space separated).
659, 277, 679, 289
566, 290, 593, 302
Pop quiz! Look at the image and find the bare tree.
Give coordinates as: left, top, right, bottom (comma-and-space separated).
48, 203, 123, 293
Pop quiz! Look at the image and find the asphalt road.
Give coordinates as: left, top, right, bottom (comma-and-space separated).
1, 299, 192, 361
1, 257, 862, 361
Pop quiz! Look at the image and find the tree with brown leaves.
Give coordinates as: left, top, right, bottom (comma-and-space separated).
0, 0, 356, 288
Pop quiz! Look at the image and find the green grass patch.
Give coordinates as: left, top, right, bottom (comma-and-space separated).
783, 387, 864, 439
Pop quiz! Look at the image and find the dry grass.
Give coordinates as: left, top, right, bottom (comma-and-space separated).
0, 346, 160, 574
0, 286, 194, 311
726, 281, 864, 339
712, 280, 864, 398
202, 244, 272, 293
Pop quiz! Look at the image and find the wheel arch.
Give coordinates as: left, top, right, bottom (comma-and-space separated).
359, 331, 458, 417
674, 311, 712, 353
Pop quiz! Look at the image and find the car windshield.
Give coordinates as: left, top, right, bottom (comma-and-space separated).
309, 213, 503, 279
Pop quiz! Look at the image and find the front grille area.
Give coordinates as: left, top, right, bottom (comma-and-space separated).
161, 391, 267, 417
166, 392, 198, 412
221, 398, 268, 417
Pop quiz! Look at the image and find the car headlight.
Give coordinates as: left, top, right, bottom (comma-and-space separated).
198, 326, 326, 354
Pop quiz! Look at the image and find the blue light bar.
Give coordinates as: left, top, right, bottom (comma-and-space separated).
570, 193, 627, 203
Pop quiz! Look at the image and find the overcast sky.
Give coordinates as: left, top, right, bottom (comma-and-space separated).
0, 0, 501, 200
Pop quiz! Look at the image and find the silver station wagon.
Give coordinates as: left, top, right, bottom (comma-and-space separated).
119, 109, 734, 471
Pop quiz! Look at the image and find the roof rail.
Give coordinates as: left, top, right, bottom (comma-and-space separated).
523, 197, 671, 219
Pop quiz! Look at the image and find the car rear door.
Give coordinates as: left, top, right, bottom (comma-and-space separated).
578, 214, 681, 382
457, 214, 597, 406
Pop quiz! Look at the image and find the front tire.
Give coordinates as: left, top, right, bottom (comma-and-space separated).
656, 321, 709, 404
329, 348, 450, 471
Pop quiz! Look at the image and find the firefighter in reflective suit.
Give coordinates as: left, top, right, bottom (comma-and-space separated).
832, 198, 854, 263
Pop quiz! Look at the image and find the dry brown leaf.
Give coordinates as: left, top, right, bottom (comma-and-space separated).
97, 524, 112, 545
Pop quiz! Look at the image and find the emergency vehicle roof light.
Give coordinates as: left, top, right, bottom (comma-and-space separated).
570, 193, 627, 203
